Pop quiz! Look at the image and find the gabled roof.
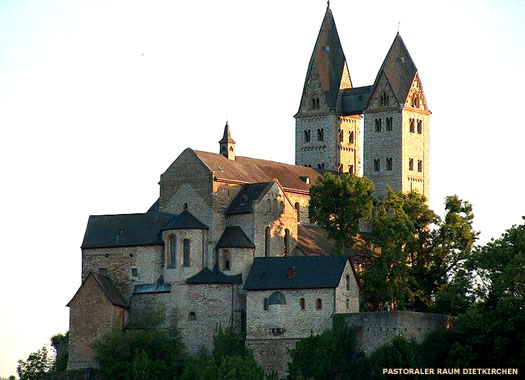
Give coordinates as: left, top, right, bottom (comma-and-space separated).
186, 265, 242, 285
81, 211, 174, 249
218, 122, 235, 144
194, 150, 320, 193
161, 210, 208, 231
225, 182, 270, 215
298, 5, 350, 113
370, 33, 418, 105
341, 85, 374, 115
67, 272, 128, 308
244, 255, 348, 290
216, 226, 255, 249
133, 276, 171, 294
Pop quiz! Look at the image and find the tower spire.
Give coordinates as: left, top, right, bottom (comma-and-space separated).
219, 121, 236, 160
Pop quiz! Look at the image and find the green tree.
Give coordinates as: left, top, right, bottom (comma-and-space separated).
17, 347, 51, 380
212, 326, 249, 365
309, 173, 374, 252
50, 332, 69, 372
287, 318, 361, 380
362, 191, 477, 313
367, 336, 420, 379
216, 355, 264, 380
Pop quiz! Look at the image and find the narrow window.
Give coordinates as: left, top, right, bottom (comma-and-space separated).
346, 299, 350, 309
338, 129, 344, 142
316, 298, 322, 310
410, 118, 415, 133
417, 120, 422, 134
315, 98, 320, 109
346, 275, 351, 291
300, 298, 305, 310
417, 160, 423, 172
321, 163, 325, 170
386, 158, 393, 171
294, 202, 300, 223
412, 95, 419, 108
284, 229, 290, 256
265, 227, 270, 257
373, 159, 380, 172
348, 164, 354, 174
263, 298, 269, 311
311, 98, 316, 109
386, 117, 393, 131
188, 312, 196, 321
183, 202, 188, 210
375, 118, 381, 132
183, 239, 190, 267
338, 163, 344, 173
223, 249, 231, 271
169, 236, 177, 268
409, 158, 414, 171
348, 130, 354, 144
317, 128, 324, 141
131, 267, 138, 278
304, 130, 310, 142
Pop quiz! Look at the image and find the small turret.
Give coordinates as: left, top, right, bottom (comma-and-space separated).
219, 122, 236, 160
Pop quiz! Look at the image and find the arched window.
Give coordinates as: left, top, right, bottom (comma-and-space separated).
346, 299, 350, 309
412, 94, 419, 108
169, 235, 177, 268
317, 128, 324, 141
316, 298, 322, 310
409, 158, 414, 171
373, 159, 380, 172
300, 298, 305, 310
346, 275, 351, 291
263, 298, 269, 311
349, 131, 354, 144
348, 164, 354, 174
311, 97, 316, 109
338, 129, 344, 142
183, 202, 188, 210
223, 249, 231, 271
183, 239, 190, 267
284, 229, 290, 256
409, 118, 415, 133
338, 163, 344, 173
294, 202, 300, 222
304, 129, 311, 142
188, 312, 197, 321
265, 226, 270, 257
315, 98, 320, 109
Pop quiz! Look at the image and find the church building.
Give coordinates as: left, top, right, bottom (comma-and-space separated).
66, 3, 430, 376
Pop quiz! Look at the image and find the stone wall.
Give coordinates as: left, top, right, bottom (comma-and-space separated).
296, 115, 339, 171
161, 229, 207, 284
246, 338, 298, 378
67, 276, 127, 370
334, 261, 359, 313
82, 245, 162, 300
338, 311, 455, 355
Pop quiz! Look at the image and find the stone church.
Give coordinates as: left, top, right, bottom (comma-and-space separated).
66, 4, 431, 376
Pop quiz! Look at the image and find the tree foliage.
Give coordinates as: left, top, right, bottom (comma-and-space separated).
17, 347, 52, 380
362, 191, 477, 313
309, 173, 375, 252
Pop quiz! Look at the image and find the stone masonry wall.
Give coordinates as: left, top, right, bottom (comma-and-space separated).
162, 229, 207, 284
82, 245, 162, 301
285, 192, 310, 224
246, 339, 298, 378
334, 261, 359, 313
67, 276, 126, 370
296, 115, 339, 171
339, 311, 455, 355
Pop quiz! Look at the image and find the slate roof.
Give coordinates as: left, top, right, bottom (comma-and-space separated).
372, 33, 418, 105
194, 150, 320, 193
298, 5, 349, 113
82, 209, 208, 249
186, 265, 242, 285
68, 272, 128, 308
81, 211, 174, 249
244, 255, 348, 290
133, 276, 171, 294
161, 210, 208, 231
216, 226, 255, 249
341, 85, 374, 115
219, 122, 235, 144
225, 182, 270, 215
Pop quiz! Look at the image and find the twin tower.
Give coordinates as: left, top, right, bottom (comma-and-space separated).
295, 5, 430, 199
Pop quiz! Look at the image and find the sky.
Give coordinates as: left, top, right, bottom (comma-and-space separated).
0, 0, 524, 377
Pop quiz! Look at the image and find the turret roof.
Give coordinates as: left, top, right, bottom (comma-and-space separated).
218, 122, 235, 144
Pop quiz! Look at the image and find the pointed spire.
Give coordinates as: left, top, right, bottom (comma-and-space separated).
219, 121, 235, 144
219, 121, 235, 160
297, 5, 351, 114
371, 33, 417, 105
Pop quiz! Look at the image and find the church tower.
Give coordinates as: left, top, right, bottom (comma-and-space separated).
219, 121, 235, 160
294, 3, 362, 174
363, 33, 430, 199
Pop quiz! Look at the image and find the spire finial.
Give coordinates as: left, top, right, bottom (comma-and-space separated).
327, 0, 330, 9
397, 21, 400, 35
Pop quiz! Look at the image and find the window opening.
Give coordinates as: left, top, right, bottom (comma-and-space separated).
316, 298, 322, 310
183, 239, 190, 267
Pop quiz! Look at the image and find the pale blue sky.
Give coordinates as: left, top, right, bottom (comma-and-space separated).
1, 0, 524, 376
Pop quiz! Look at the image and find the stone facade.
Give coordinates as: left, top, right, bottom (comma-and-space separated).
339, 311, 455, 355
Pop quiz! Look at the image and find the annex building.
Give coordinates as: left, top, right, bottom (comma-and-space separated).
66, 4, 434, 376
